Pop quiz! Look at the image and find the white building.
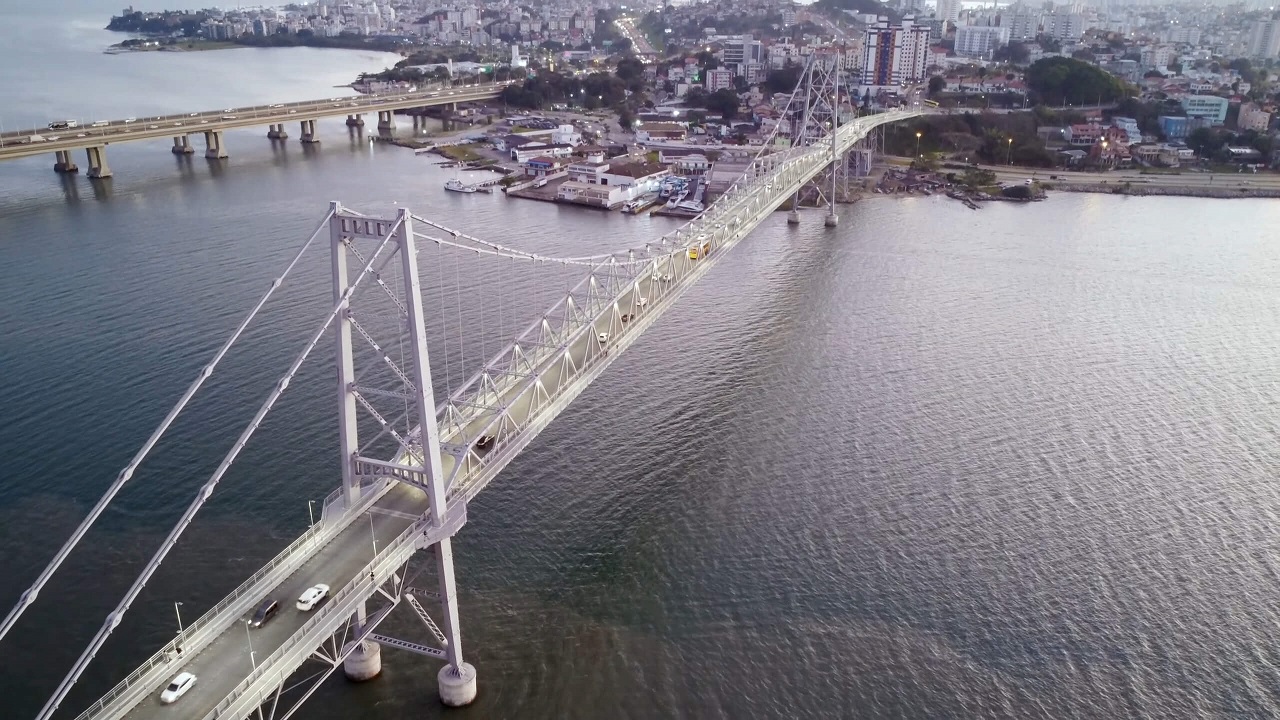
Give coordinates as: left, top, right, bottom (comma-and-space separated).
935, 0, 959, 30
859, 15, 931, 86
1045, 12, 1085, 41
1239, 102, 1272, 132
1249, 15, 1280, 59
1003, 10, 1039, 41
954, 26, 1010, 57
706, 68, 735, 92
722, 35, 764, 75
1139, 45, 1173, 69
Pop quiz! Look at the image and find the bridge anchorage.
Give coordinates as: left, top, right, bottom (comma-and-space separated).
1, 52, 925, 720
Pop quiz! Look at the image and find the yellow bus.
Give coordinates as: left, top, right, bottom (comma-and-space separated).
688, 238, 711, 260
923, 99, 939, 108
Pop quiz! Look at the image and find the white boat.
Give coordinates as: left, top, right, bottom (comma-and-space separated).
444, 179, 476, 193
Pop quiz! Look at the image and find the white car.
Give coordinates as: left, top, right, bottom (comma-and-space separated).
652, 272, 672, 282
597, 332, 609, 344
160, 672, 196, 704
296, 583, 330, 611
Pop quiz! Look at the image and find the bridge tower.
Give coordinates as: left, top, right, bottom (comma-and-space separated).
788, 49, 848, 225
328, 204, 477, 706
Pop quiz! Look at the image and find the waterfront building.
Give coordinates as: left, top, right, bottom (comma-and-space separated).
1180, 95, 1229, 125
1158, 114, 1207, 139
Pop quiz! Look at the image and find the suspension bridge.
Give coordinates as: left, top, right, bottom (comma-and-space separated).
1, 55, 921, 720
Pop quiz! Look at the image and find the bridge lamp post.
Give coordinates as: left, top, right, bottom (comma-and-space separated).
369, 513, 378, 556
244, 620, 257, 670
308, 500, 316, 527
174, 601, 185, 637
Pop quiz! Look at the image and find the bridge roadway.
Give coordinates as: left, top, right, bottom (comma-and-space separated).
75, 108, 920, 720
0, 82, 512, 162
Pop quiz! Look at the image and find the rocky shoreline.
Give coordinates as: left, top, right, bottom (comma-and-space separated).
1049, 183, 1280, 199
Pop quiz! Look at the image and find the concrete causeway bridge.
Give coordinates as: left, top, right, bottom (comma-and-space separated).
0, 81, 513, 178
1, 53, 921, 720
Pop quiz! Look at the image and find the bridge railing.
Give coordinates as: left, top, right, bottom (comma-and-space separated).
200, 504, 465, 720
75, 474, 399, 720
71, 521, 326, 720
435, 111, 920, 502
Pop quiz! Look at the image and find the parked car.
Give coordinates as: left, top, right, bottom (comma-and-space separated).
250, 599, 279, 628
159, 672, 196, 704
296, 584, 330, 611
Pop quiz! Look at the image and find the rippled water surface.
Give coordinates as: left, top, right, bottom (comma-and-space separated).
6, 2, 1280, 718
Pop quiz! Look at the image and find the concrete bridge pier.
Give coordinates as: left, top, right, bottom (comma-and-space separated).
342, 599, 381, 681
376, 110, 395, 133
85, 146, 111, 179
824, 211, 839, 227
267, 123, 288, 140
300, 119, 320, 144
203, 130, 228, 159
53, 149, 79, 173
787, 192, 800, 224
345, 114, 364, 127
171, 136, 194, 155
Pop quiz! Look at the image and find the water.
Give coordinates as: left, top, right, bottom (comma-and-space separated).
7, 2, 1280, 718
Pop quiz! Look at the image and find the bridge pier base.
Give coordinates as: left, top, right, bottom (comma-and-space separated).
85, 146, 111, 179
824, 212, 839, 227
345, 114, 364, 128
204, 130, 228, 159
53, 149, 79, 173
300, 119, 320, 144
377, 110, 395, 133
171, 136, 194, 154
787, 210, 800, 225
438, 663, 477, 707
267, 123, 288, 140
342, 639, 381, 681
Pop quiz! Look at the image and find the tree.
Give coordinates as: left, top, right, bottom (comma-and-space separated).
705, 88, 740, 119
1186, 127, 1225, 158
992, 41, 1030, 65
732, 76, 750, 93
1025, 56, 1126, 106
928, 75, 945, 96
763, 65, 802, 94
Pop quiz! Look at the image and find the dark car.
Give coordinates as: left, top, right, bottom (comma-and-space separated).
250, 599, 279, 628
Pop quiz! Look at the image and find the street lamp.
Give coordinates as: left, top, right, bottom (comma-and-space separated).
369, 513, 378, 556
915, 130, 922, 158
244, 620, 257, 670
1007, 137, 1013, 165
174, 601, 185, 637
307, 500, 316, 527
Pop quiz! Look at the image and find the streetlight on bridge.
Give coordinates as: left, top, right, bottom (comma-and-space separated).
244, 620, 257, 671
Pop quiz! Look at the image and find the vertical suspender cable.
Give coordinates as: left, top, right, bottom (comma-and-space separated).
0, 208, 335, 646
34, 217, 400, 720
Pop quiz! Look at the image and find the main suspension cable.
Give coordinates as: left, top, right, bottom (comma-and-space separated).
0, 207, 336, 647
35, 211, 401, 720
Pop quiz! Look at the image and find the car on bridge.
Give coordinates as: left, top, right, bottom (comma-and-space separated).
159, 672, 196, 704
250, 598, 279, 627
296, 584, 330, 611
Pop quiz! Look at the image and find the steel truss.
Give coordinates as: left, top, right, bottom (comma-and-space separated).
67, 91, 920, 719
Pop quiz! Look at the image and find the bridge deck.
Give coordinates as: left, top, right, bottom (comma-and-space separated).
79, 109, 920, 720
0, 84, 509, 162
